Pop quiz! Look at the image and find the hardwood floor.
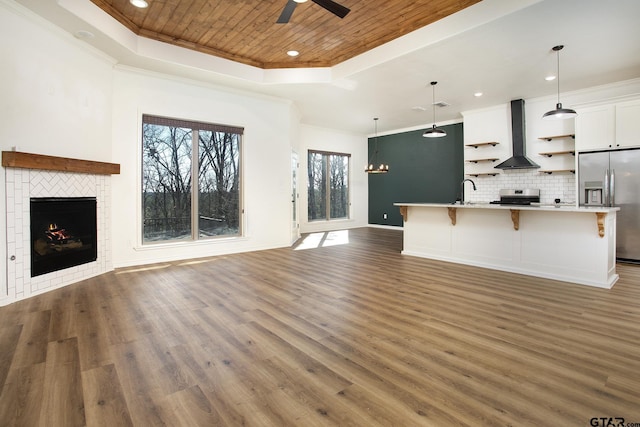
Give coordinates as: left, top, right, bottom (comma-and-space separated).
1, 227, 640, 426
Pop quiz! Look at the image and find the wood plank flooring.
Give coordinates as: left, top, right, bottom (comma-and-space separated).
1, 227, 640, 426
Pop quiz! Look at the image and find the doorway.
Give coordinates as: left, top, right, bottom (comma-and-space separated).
291, 151, 300, 244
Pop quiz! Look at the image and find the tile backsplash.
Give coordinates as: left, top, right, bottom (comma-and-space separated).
464, 169, 576, 204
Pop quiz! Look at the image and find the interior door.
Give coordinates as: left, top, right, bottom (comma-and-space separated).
291, 151, 299, 244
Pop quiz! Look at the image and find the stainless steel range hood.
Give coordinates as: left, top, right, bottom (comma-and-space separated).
495, 99, 540, 170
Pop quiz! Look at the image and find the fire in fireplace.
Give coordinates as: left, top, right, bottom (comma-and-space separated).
30, 197, 97, 277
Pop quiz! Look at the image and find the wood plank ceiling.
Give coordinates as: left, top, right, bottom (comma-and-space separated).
90, 0, 482, 69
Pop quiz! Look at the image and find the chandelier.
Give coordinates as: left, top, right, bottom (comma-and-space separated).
365, 117, 389, 173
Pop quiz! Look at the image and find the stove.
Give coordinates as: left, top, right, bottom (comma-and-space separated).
490, 189, 540, 206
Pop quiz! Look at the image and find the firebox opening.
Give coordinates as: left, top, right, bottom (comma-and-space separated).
30, 197, 97, 277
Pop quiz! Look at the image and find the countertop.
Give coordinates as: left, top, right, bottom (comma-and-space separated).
393, 202, 620, 213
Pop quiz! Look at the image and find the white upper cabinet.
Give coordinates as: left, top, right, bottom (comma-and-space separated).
575, 98, 640, 151
575, 104, 615, 151
615, 99, 640, 148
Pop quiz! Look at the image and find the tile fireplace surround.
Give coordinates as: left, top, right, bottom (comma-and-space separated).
2, 152, 120, 306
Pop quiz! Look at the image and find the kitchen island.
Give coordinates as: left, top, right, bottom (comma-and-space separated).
394, 203, 619, 288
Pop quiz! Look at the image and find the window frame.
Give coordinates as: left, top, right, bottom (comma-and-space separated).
307, 149, 351, 222
140, 114, 244, 245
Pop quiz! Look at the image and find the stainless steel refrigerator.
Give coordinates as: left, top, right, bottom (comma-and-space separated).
578, 148, 640, 263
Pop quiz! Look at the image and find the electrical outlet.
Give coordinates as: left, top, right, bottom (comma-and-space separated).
383, 213, 388, 219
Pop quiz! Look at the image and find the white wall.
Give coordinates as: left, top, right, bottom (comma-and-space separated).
299, 125, 368, 233
0, 1, 114, 302
0, 3, 114, 161
110, 69, 296, 267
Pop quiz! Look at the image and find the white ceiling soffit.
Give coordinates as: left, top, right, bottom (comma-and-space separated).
11, 0, 640, 134
56, 0, 539, 85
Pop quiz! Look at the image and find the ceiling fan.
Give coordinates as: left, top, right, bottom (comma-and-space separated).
277, 0, 350, 24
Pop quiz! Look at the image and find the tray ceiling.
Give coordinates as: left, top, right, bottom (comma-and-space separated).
90, 0, 481, 69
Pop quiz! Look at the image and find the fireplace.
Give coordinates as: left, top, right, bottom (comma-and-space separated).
3, 152, 117, 304
30, 197, 97, 277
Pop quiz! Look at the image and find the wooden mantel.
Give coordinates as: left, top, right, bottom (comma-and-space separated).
2, 151, 120, 175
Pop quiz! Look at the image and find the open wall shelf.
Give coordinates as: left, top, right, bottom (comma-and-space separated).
466, 172, 499, 177
465, 142, 499, 148
539, 169, 575, 175
539, 150, 575, 157
538, 134, 575, 141
466, 158, 499, 163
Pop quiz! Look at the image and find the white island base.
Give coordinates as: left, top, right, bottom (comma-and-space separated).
394, 203, 619, 288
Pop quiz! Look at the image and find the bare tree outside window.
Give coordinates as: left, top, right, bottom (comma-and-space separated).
307, 151, 350, 221
307, 151, 326, 220
329, 154, 349, 219
198, 130, 240, 238
142, 115, 242, 244
142, 123, 192, 241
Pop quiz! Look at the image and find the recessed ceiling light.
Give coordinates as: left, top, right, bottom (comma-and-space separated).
294, 0, 308, 3
474, 92, 483, 97
130, 0, 149, 8
545, 75, 556, 81
74, 30, 94, 39
287, 50, 299, 57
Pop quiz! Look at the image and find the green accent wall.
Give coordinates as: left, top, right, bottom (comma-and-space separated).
368, 122, 464, 226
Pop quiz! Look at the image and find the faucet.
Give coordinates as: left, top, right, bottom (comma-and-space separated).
460, 179, 477, 204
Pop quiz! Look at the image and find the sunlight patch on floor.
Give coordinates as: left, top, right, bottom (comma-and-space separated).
294, 230, 349, 250
115, 264, 171, 274
179, 257, 225, 266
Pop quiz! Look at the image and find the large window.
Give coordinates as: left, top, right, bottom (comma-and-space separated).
142, 115, 242, 244
307, 151, 350, 221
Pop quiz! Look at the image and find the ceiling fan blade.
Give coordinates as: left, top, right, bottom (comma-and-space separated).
277, 0, 298, 23
311, 0, 350, 18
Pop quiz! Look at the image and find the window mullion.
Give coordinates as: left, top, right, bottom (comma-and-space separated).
192, 129, 199, 240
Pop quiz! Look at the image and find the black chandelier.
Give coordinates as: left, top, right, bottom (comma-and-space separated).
365, 118, 389, 173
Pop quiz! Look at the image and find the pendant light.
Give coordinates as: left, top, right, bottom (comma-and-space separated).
365, 118, 389, 173
542, 45, 577, 120
423, 81, 447, 138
